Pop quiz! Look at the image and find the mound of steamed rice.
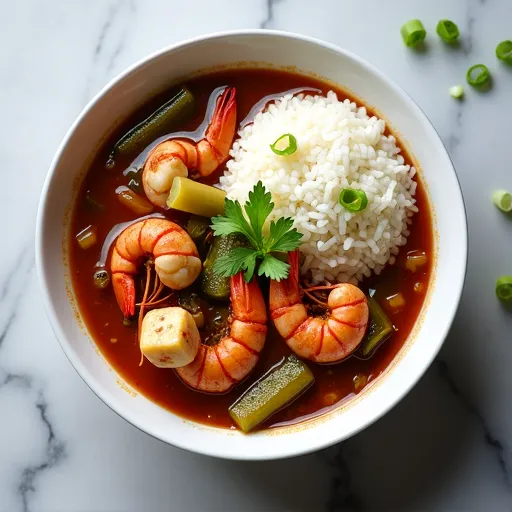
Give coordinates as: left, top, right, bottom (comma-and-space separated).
218, 91, 418, 284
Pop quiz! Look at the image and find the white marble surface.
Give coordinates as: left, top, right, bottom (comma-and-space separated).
1, 0, 512, 510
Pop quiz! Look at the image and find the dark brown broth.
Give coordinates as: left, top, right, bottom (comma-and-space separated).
69, 69, 433, 430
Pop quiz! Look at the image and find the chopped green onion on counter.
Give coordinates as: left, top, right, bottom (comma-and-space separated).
492, 190, 512, 213
400, 19, 427, 48
496, 276, 512, 305
449, 85, 464, 99
496, 40, 512, 65
436, 20, 460, 43
466, 64, 491, 87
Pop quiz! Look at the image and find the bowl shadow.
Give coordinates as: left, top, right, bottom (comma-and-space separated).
205, 332, 480, 511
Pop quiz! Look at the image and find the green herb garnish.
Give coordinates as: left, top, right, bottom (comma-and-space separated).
210, 182, 302, 282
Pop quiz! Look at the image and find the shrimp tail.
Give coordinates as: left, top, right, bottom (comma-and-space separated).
204, 86, 237, 160
231, 272, 267, 325
112, 272, 136, 318
269, 250, 301, 312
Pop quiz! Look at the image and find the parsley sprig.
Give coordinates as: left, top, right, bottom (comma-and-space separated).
211, 182, 302, 282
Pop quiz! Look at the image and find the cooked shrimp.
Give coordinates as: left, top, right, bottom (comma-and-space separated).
110, 218, 201, 318
142, 87, 237, 208
176, 273, 267, 393
269, 251, 369, 363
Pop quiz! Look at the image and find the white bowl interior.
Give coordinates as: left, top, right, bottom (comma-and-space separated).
36, 31, 466, 460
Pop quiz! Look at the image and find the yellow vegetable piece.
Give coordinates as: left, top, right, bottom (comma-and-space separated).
323, 392, 339, 406
229, 355, 314, 433
116, 186, 154, 215
76, 225, 97, 250
353, 373, 368, 393
191, 311, 205, 329
414, 282, 425, 293
140, 307, 200, 368
386, 293, 406, 311
167, 177, 226, 218
405, 250, 428, 272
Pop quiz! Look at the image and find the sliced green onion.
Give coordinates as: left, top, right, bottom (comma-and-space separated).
492, 190, 512, 213
270, 133, 297, 156
496, 40, 512, 65
400, 19, 427, 48
496, 276, 512, 304
449, 85, 464, 99
436, 20, 460, 43
339, 188, 368, 212
466, 64, 491, 87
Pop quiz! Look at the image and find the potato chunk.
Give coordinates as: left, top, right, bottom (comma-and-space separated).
140, 307, 200, 368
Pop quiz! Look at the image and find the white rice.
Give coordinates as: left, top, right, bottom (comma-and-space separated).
219, 91, 418, 284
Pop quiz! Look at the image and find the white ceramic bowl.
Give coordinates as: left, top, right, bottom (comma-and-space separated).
36, 30, 467, 460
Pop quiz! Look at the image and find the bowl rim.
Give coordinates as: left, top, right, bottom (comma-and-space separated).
35, 28, 468, 460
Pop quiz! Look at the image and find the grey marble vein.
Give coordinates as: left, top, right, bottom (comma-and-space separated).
106, 0, 135, 75
0, 244, 33, 303
260, 0, 281, 29
0, 372, 32, 389
83, 0, 135, 102
18, 392, 67, 512
445, 0, 481, 153
0, 312, 16, 350
322, 444, 362, 512
0, 371, 66, 512
0, 252, 35, 350
436, 359, 511, 490
446, 109, 463, 153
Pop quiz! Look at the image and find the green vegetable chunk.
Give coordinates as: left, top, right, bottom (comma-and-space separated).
270, 133, 298, 156
229, 355, 314, 433
187, 216, 210, 259
466, 64, 491, 88
436, 20, 460, 43
93, 269, 110, 290
339, 188, 368, 212
85, 190, 104, 211
496, 40, 512, 65
360, 297, 393, 357
492, 190, 512, 213
400, 19, 427, 48
167, 177, 226, 218
186, 216, 210, 242
201, 234, 247, 300
107, 87, 195, 167
449, 85, 464, 99
496, 276, 512, 304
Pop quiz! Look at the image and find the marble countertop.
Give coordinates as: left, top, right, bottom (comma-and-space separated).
2, 0, 512, 510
